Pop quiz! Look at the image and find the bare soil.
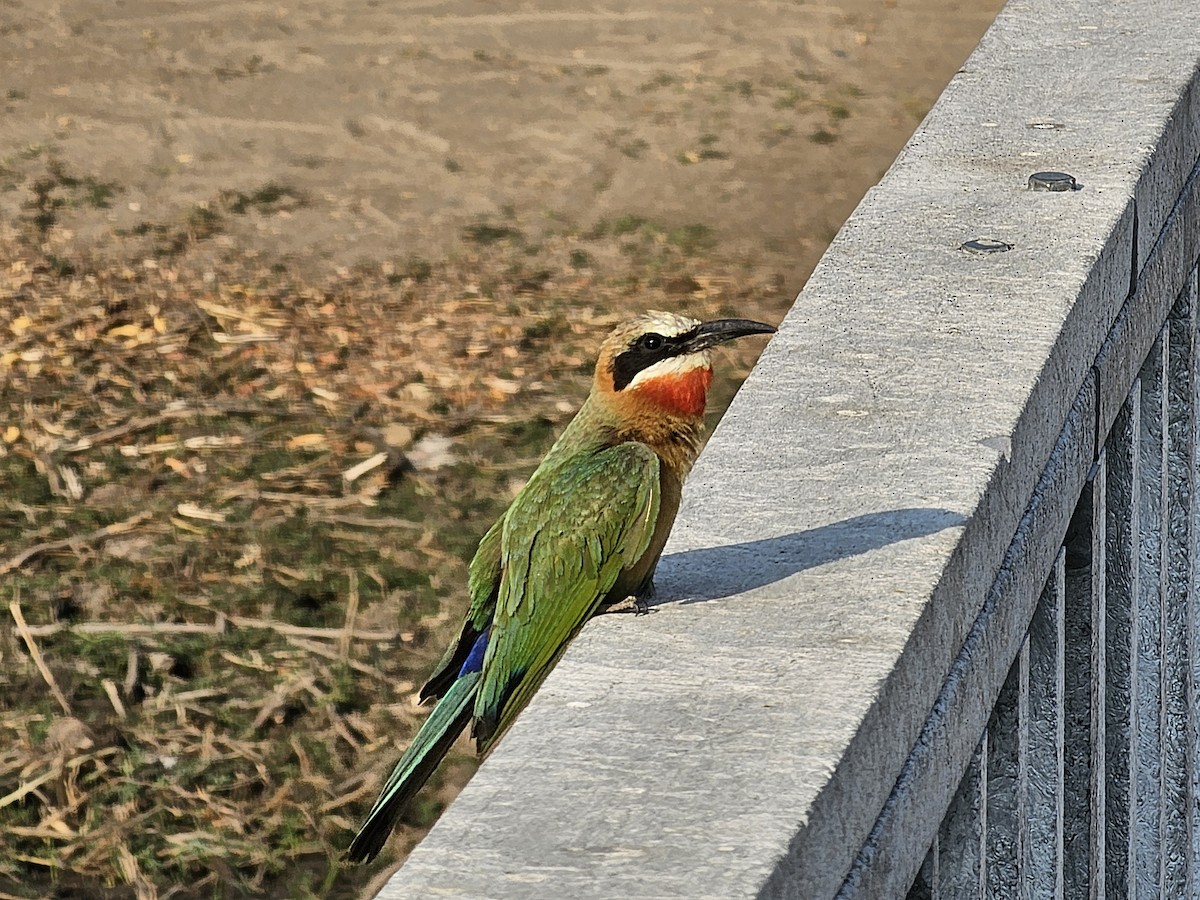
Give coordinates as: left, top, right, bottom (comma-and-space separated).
2, 0, 998, 287
0, 1, 1001, 897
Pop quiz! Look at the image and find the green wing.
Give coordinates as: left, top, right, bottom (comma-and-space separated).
473, 442, 660, 747
419, 515, 504, 703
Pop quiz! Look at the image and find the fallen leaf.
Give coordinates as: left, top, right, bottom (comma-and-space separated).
176, 502, 226, 522
164, 458, 191, 477
407, 434, 457, 470
382, 423, 413, 448
287, 433, 328, 450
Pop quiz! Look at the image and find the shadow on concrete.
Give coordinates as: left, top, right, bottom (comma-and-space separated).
653, 507, 966, 605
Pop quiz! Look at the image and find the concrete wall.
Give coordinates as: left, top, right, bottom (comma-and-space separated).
382, 1, 1200, 896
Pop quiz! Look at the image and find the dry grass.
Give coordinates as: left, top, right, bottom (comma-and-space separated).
0, 202, 788, 897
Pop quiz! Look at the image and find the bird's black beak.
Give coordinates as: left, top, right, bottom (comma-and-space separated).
684, 318, 777, 353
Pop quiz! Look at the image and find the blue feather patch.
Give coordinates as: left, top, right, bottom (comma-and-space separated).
458, 628, 490, 676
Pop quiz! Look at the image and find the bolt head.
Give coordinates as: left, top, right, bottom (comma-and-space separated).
960, 238, 1013, 254
1028, 171, 1077, 191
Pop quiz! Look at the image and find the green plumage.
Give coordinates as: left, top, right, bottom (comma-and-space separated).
345, 311, 773, 863
345, 670, 480, 863
475, 440, 660, 745
347, 423, 664, 862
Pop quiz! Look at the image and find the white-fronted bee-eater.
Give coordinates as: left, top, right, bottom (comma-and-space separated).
347, 311, 775, 862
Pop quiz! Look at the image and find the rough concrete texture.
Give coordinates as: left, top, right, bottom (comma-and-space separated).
384, 3, 1200, 899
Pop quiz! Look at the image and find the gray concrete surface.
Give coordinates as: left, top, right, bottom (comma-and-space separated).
382, 1, 1200, 897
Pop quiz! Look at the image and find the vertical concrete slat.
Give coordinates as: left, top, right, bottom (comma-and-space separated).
1064, 471, 1103, 898
986, 658, 1022, 898
1026, 552, 1066, 900
1093, 459, 1109, 898
1136, 330, 1167, 898
938, 738, 986, 898
1022, 638, 1032, 897
1106, 385, 1141, 899
1164, 278, 1198, 896
1190, 262, 1200, 900
908, 838, 940, 900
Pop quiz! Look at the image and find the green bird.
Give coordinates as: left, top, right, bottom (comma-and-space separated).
346, 310, 775, 862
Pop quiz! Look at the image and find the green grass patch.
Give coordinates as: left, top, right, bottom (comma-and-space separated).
462, 222, 523, 245
223, 181, 306, 215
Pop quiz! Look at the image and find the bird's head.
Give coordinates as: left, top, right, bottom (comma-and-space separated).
593, 311, 776, 419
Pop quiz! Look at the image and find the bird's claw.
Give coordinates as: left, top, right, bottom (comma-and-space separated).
605, 594, 651, 616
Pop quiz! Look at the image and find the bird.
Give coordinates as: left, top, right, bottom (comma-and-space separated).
346, 310, 776, 862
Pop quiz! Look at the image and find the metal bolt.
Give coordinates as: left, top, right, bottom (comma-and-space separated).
960, 238, 1013, 254
1028, 171, 1077, 191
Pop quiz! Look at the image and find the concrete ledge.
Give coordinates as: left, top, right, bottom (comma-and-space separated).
382, 2, 1200, 897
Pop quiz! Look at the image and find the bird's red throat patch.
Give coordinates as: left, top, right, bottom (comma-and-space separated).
635, 365, 713, 418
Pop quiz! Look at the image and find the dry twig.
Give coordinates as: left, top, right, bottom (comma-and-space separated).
58, 404, 288, 453
9, 600, 72, 716
339, 569, 360, 661
0, 510, 154, 576
21, 620, 226, 638
285, 635, 390, 683
226, 615, 396, 642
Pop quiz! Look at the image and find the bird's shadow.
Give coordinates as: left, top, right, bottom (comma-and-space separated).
648, 507, 965, 607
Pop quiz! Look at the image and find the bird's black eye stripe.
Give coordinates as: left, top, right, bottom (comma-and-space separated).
610, 328, 699, 391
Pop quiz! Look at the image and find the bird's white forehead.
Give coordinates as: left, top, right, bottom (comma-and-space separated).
636, 310, 700, 338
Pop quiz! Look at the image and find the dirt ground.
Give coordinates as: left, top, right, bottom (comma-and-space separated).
0, 1, 1003, 898
3, 0, 1000, 288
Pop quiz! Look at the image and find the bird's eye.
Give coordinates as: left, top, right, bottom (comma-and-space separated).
640, 333, 664, 351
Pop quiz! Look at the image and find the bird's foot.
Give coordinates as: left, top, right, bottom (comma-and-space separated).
605, 594, 651, 616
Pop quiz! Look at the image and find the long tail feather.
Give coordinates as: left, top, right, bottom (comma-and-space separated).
346, 670, 481, 863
